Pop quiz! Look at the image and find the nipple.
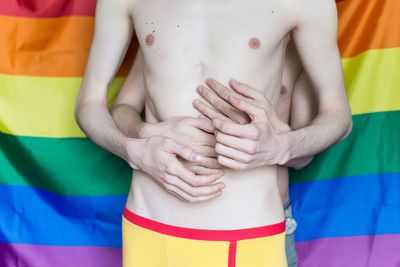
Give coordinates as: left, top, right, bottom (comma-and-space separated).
145, 34, 155, 46
249, 38, 261, 49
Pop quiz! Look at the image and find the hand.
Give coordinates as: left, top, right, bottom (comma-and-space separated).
194, 79, 292, 170
193, 78, 290, 131
192, 79, 251, 124
142, 116, 223, 169
127, 136, 225, 202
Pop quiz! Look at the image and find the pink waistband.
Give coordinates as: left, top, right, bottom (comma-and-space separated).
123, 207, 285, 241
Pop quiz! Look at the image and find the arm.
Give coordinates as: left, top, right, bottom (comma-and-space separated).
110, 50, 222, 170
285, 71, 318, 169
110, 49, 147, 139
286, 0, 352, 161
193, 62, 350, 170
206, 1, 351, 168
75, 0, 224, 202
192, 72, 318, 170
75, 0, 135, 164
278, 40, 317, 169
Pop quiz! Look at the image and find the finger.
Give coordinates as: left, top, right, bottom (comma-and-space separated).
194, 145, 218, 157
163, 177, 223, 202
187, 117, 215, 133
193, 99, 229, 122
205, 78, 239, 103
196, 85, 249, 124
229, 80, 277, 121
215, 143, 254, 164
167, 160, 224, 187
213, 119, 260, 140
163, 172, 225, 198
164, 138, 202, 162
186, 165, 225, 176
217, 155, 249, 171
215, 131, 258, 155
228, 95, 264, 121
196, 156, 223, 169
229, 79, 265, 101
181, 156, 223, 169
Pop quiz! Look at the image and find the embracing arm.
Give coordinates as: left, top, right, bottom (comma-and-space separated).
284, 71, 318, 169
285, 0, 352, 161
111, 51, 222, 170
191, 1, 351, 170
110, 49, 147, 139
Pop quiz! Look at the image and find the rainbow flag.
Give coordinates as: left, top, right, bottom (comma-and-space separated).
0, 0, 399, 266
0, 1, 136, 266
290, 0, 400, 266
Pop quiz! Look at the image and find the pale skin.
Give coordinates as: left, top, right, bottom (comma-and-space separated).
111, 40, 320, 204
75, 0, 352, 229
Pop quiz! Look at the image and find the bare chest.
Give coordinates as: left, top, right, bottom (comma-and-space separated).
131, 0, 295, 63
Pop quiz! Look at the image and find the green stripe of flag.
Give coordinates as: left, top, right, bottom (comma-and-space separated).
0, 133, 131, 196
290, 110, 400, 183
1, 111, 399, 195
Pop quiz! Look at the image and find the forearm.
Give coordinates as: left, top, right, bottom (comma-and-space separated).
111, 104, 161, 139
285, 107, 352, 162
75, 101, 141, 167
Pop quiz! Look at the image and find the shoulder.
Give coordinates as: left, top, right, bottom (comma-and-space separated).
292, 0, 337, 23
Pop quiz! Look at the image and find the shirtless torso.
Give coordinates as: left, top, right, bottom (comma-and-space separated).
127, 0, 300, 229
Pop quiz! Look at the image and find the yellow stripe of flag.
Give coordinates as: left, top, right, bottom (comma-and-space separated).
0, 75, 125, 138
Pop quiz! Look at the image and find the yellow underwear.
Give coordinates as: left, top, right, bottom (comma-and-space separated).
122, 207, 287, 267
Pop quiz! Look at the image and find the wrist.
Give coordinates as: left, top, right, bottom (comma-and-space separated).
123, 137, 145, 169
283, 128, 304, 163
138, 122, 158, 139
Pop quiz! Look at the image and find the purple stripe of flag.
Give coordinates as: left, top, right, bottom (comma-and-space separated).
297, 234, 400, 267
0, 243, 121, 267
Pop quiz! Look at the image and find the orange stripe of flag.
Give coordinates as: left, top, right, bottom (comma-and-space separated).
337, 0, 400, 58
0, 15, 137, 77
2, 1, 400, 77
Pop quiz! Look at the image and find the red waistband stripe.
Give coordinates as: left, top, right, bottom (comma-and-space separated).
123, 207, 285, 242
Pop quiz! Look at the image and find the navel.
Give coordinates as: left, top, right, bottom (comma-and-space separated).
249, 38, 261, 49
145, 34, 155, 46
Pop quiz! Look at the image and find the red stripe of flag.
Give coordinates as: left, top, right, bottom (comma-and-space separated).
0, 0, 96, 18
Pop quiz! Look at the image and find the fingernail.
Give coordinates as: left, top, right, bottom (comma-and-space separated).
195, 154, 202, 161
193, 99, 199, 107
206, 78, 213, 85
196, 86, 203, 93
199, 115, 207, 119
220, 184, 225, 190
216, 191, 222, 197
